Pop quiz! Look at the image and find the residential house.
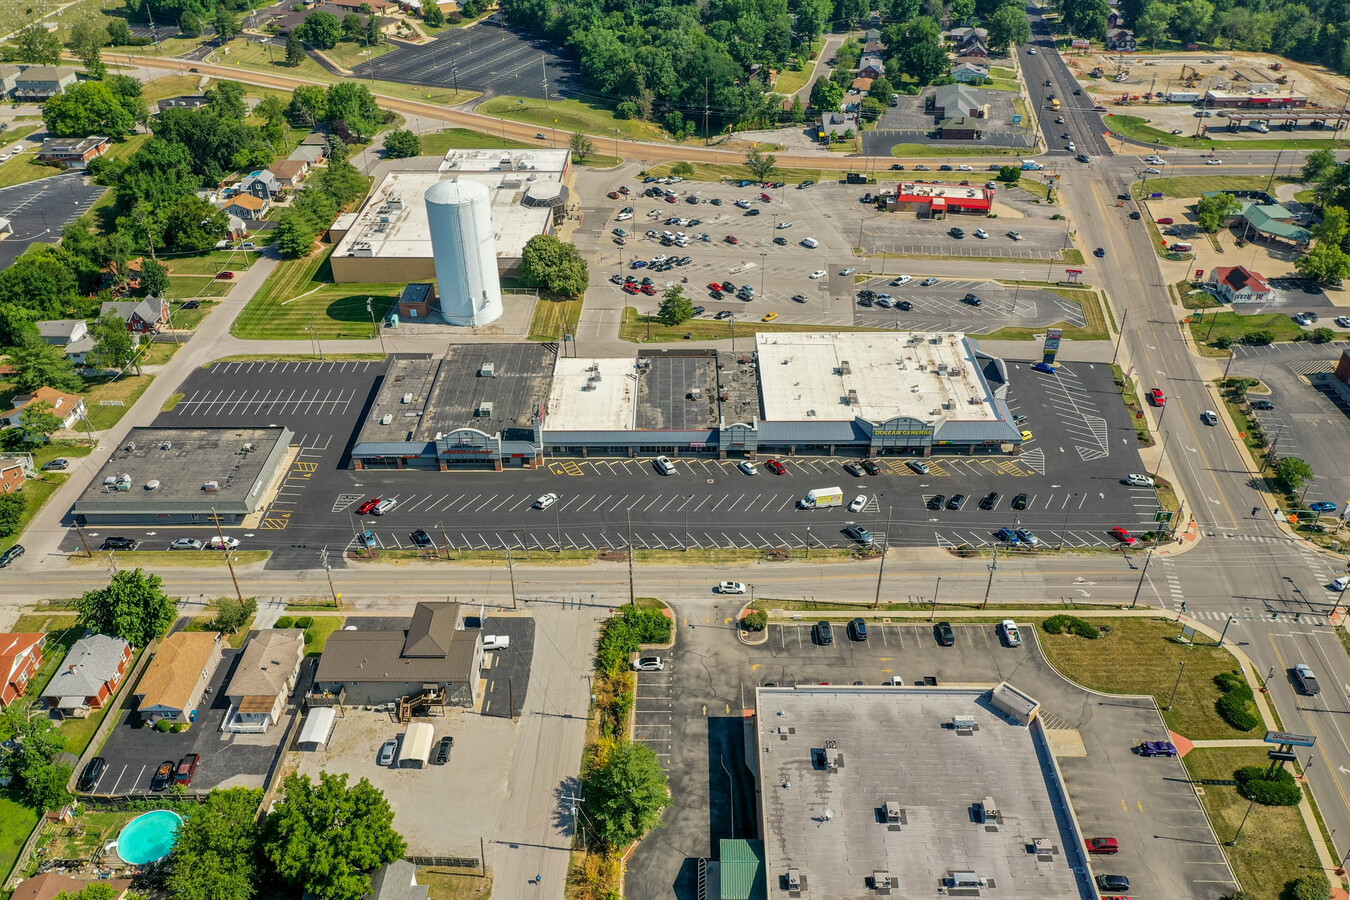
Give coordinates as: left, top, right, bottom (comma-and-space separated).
851, 77, 874, 93
220, 194, 269, 221
863, 28, 882, 42
364, 861, 430, 900
42, 633, 133, 717
0, 386, 87, 430
155, 94, 209, 112
288, 143, 327, 166
1208, 265, 1275, 303
313, 601, 483, 707
239, 170, 282, 201
818, 111, 858, 142
0, 633, 43, 708
268, 158, 310, 190
35, 318, 98, 366
36, 136, 110, 168
223, 629, 305, 733
1107, 28, 1137, 51
195, 187, 221, 204
958, 39, 989, 58
952, 62, 990, 84
950, 27, 987, 49
936, 116, 984, 139
931, 83, 988, 119
0, 65, 20, 97
134, 631, 223, 724
1108, 8, 1123, 27
227, 214, 249, 240
10, 873, 133, 900
0, 457, 32, 494
857, 55, 886, 79
863, 40, 886, 54
101, 297, 170, 334
14, 66, 77, 101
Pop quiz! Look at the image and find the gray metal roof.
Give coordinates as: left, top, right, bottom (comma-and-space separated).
315, 602, 479, 685
364, 860, 429, 900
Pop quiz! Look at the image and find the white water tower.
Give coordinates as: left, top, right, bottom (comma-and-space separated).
424, 179, 503, 327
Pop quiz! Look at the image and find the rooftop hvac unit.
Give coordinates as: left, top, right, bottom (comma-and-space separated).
949, 872, 982, 889
846, 389, 859, 406
125, 441, 136, 451
242, 443, 255, 452
386, 195, 403, 209
839, 361, 852, 375
883, 801, 902, 822
160, 441, 172, 450
402, 393, 413, 404
145, 479, 160, 491
953, 714, 976, 732
381, 414, 393, 425
479, 362, 496, 377
475, 401, 493, 417
203, 481, 219, 492
979, 797, 999, 823
786, 869, 801, 889
871, 871, 892, 890
937, 363, 949, 374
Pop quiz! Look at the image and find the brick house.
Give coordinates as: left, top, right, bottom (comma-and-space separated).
36, 136, 110, 168
100, 297, 170, 334
41, 633, 133, 717
0, 457, 33, 493
0, 633, 44, 708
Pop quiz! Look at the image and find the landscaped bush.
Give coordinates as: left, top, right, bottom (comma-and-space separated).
595, 606, 672, 675
1290, 872, 1331, 900
155, 719, 172, 732
1215, 671, 1260, 732
1041, 615, 1100, 639
295, 616, 313, 629
1234, 765, 1302, 806
743, 610, 768, 632
172, 722, 189, 733
275, 616, 294, 628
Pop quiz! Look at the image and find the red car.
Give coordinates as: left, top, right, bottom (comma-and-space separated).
707, 282, 722, 291
1157, 217, 1174, 225
623, 283, 640, 294
725, 235, 739, 244
1087, 837, 1119, 855
664, 194, 677, 203
174, 753, 200, 785
215, 271, 235, 279
1149, 388, 1165, 407
607, 191, 621, 199
618, 186, 630, 195
640, 284, 657, 295
356, 498, 381, 514
1110, 527, 1137, 547
759, 192, 772, 202
765, 458, 786, 475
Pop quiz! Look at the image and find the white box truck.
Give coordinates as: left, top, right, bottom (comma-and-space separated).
1166, 91, 1200, 103
798, 487, 844, 509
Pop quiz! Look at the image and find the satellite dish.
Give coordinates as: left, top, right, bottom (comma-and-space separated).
824, 809, 836, 822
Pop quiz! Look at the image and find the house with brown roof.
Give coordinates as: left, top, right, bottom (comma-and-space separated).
134, 631, 222, 723
851, 76, 874, 93
220, 193, 269, 221
314, 602, 482, 706
42, 633, 133, 717
0, 633, 43, 708
269, 158, 310, 189
10, 872, 133, 900
0, 386, 86, 430
223, 629, 305, 732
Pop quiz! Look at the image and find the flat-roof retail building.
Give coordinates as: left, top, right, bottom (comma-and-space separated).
350, 333, 1019, 469
328, 149, 571, 283
881, 181, 994, 216
72, 426, 293, 525
755, 686, 1083, 900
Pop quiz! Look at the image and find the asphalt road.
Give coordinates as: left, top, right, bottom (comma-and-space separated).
1022, 7, 1113, 159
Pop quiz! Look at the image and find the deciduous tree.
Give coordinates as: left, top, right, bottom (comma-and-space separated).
89, 311, 140, 372
744, 146, 778, 181
43, 81, 137, 139
383, 128, 420, 158
987, 2, 1031, 50
582, 741, 671, 850
165, 787, 265, 900
422, 2, 444, 26
11, 23, 62, 64
519, 234, 589, 298
1302, 148, 1338, 183
69, 21, 109, 79
1135, 2, 1175, 49
1195, 192, 1239, 232
298, 11, 341, 49
656, 285, 696, 325
568, 132, 595, 162
9, 334, 84, 393
76, 568, 177, 647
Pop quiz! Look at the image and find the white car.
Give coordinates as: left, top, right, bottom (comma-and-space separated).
1201, 410, 1219, 425
848, 494, 867, 512
1333, 576, 1350, 592
776, 221, 793, 229
957, 164, 973, 171
1124, 474, 1155, 487
169, 538, 204, 550
1027, 48, 1037, 54
1145, 156, 1165, 165
1144, 167, 1160, 174
738, 461, 758, 475
974, 228, 988, 239
651, 254, 668, 263
208, 536, 240, 550
1008, 231, 1022, 240
1000, 619, 1023, 646
534, 492, 558, 509
810, 269, 827, 279
632, 656, 665, 671
616, 212, 632, 221
718, 581, 747, 594
839, 267, 856, 275
891, 275, 911, 285
1336, 316, 1350, 328
1205, 158, 1222, 165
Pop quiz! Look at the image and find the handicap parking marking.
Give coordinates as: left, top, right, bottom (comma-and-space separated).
548, 460, 584, 476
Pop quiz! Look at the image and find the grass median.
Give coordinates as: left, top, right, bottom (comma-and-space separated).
232, 247, 402, 340
1037, 617, 1261, 740
528, 296, 581, 342
620, 307, 874, 342
1134, 174, 1297, 199
1107, 113, 1341, 151
68, 550, 272, 566
478, 96, 667, 143
420, 128, 533, 155
1183, 747, 1321, 900
1188, 311, 1305, 351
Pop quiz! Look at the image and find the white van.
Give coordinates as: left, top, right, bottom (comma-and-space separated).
801, 237, 819, 249
483, 635, 511, 650
372, 498, 398, 515
653, 456, 677, 475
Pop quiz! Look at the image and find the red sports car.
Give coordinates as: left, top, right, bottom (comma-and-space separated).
1110, 527, 1137, 547
356, 498, 381, 514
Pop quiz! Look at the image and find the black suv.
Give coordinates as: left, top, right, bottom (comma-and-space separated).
946, 494, 967, 511
978, 491, 1001, 510
860, 459, 881, 475
926, 495, 945, 510
101, 537, 137, 551
963, 293, 983, 306
814, 620, 834, 645
934, 621, 955, 646
434, 736, 454, 765
78, 756, 106, 792
411, 529, 434, 549
1011, 493, 1029, 511
949, 227, 966, 239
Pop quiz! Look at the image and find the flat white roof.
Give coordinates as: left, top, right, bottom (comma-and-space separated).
755, 332, 996, 424
547, 358, 636, 431
330, 153, 566, 262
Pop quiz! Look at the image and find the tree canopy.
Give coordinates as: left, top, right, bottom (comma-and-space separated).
166, 787, 266, 900
43, 81, 139, 139
657, 285, 697, 325
519, 234, 590, 298
582, 741, 671, 850
383, 128, 421, 158
76, 568, 177, 647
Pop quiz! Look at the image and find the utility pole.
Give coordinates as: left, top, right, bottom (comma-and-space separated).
704, 78, 710, 146
505, 535, 518, 610
211, 507, 243, 602
320, 546, 340, 606
980, 546, 998, 609
871, 509, 891, 609
1110, 308, 1128, 367
75, 522, 94, 558
930, 576, 941, 621
1130, 545, 1154, 607
1165, 659, 1186, 710
627, 511, 635, 607
438, 521, 450, 560
366, 297, 385, 353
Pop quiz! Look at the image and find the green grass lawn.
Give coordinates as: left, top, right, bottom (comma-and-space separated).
478, 96, 668, 143
186, 614, 255, 649
82, 372, 156, 431
644, 161, 843, 185
139, 74, 207, 104
1037, 617, 1260, 740
528, 296, 581, 342
420, 128, 533, 156
976, 288, 1108, 341
167, 299, 219, 331
1184, 748, 1321, 900
773, 40, 824, 96
163, 249, 257, 276
1107, 113, 1342, 151
232, 248, 404, 340
0, 478, 65, 553
303, 616, 346, 656
1134, 174, 1295, 199
0, 788, 41, 887
1188, 311, 1306, 350
1, 124, 41, 146
164, 277, 234, 300
69, 549, 271, 567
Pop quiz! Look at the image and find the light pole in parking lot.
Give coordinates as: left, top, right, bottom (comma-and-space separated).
1165, 660, 1186, 711
1056, 493, 1076, 549
760, 252, 766, 297
1227, 795, 1256, 847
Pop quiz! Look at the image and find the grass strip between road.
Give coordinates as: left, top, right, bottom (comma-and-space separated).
67, 550, 272, 567
232, 247, 404, 340
478, 96, 668, 143
1037, 617, 1261, 740
528, 296, 582, 342
1183, 747, 1321, 900
1107, 113, 1343, 151
619, 306, 874, 342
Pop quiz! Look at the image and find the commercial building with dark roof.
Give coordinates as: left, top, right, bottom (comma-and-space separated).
313, 602, 483, 706
71, 426, 293, 525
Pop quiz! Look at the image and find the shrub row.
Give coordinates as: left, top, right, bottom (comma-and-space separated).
273, 616, 314, 629
1234, 765, 1302, 806
1214, 671, 1260, 732
1040, 615, 1100, 639
595, 606, 672, 676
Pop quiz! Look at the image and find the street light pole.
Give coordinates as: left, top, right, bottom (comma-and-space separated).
1165, 660, 1187, 711
1130, 546, 1154, 608
871, 509, 891, 609
1227, 796, 1256, 846
930, 576, 941, 621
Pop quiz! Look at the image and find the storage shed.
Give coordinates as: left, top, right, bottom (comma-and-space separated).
400, 721, 434, 768
297, 707, 337, 750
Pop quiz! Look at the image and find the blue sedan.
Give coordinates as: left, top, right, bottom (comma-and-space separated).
630, 260, 648, 269
1031, 362, 1057, 374
1309, 501, 1338, 513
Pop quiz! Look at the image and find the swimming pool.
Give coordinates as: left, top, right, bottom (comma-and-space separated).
116, 809, 183, 865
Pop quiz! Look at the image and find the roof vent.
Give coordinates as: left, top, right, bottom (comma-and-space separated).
479, 362, 495, 377
952, 714, 976, 733
160, 441, 172, 450
786, 869, 801, 890
978, 797, 999, 823
203, 481, 219, 492
125, 441, 136, 452
380, 414, 393, 425
475, 401, 494, 417
145, 479, 160, 491
402, 393, 413, 404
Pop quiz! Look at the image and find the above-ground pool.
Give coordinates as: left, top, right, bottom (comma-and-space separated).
116, 810, 183, 865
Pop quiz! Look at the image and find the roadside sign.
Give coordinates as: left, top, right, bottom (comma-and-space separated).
1265, 731, 1316, 747
1154, 510, 1173, 523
